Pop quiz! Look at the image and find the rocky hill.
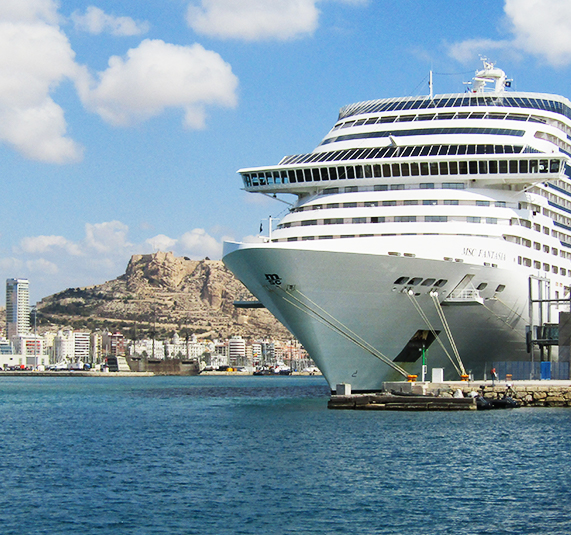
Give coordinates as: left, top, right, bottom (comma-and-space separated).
37, 252, 291, 340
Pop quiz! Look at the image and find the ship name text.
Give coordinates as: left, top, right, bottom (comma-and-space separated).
462, 248, 506, 262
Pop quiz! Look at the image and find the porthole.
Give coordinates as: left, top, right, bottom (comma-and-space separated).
477, 283, 487, 290
394, 277, 408, 285
421, 278, 436, 286
408, 277, 423, 286
434, 279, 448, 287
495, 284, 506, 292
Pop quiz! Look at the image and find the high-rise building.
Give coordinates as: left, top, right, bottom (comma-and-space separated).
6, 278, 30, 340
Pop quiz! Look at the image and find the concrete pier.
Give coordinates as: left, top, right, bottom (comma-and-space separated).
329, 380, 571, 410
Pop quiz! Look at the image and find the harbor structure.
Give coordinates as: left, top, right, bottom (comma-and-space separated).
223, 61, 571, 391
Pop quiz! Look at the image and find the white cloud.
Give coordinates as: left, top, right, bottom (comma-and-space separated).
0, 3, 83, 163
179, 228, 223, 258
146, 234, 177, 252
449, 0, 571, 67
26, 258, 58, 274
0, 0, 59, 24
85, 221, 132, 253
78, 39, 238, 128
71, 6, 150, 36
19, 235, 82, 256
186, 0, 320, 41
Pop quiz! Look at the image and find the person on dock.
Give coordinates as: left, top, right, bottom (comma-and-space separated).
491, 367, 498, 386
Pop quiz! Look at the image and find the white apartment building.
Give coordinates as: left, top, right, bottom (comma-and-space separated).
6, 278, 30, 339
228, 336, 246, 366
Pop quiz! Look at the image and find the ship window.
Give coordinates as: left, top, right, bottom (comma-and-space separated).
401, 163, 410, 176
429, 146, 440, 156
408, 277, 422, 285
304, 169, 312, 182
329, 168, 338, 181
425, 216, 447, 222
552, 247, 558, 255
395, 216, 417, 222
383, 200, 396, 206
423, 199, 438, 205
489, 160, 498, 173
287, 237, 298, 242
562, 268, 567, 275
530, 160, 538, 173
509, 160, 518, 173
343, 202, 357, 208
540, 159, 548, 173
438, 146, 449, 156
476, 200, 490, 206
477, 283, 487, 290
430, 162, 439, 175
287, 170, 295, 183
411, 147, 422, 156
459, 161, 468, 174
421, 278, 436, 286
553, 266, 559, 274
434, 279, 448, 287
301, 220, 317, 226
523, 258, 532, 267
312, 168, 321, 181
347, 166, 355, 179
468, 161, 478, 174
496, 284, 506, 292
551, 160, 561, 173
457, 145, 467, 155
467, 217, 481, 223
338, 167, 347, 180
352, 217, 366, 224
444, 200, 459, 205
476, 145, 486, 155
295, 169, 303, 182
420, 162, 429, 175
499, 161, 508, 173
326, 202, 339, 208
390, 184, 404, 190
364, 201, 378, 207
479, 161, 488, 174
519, 160, 528, 173
382, 164, 391, 177
320, 168, 329, 181
486, 218, 498, 224
439, 162, 449, 175
364, 165, 372, 178
544, 263, 550, 271
420, 183, 435, 189
404, 200, 418, 205
324, 218, 343, 225
449, 161, 458, 175
371, 216, 385, 223
394, 277, 408, 284
380, 116, 397, 123
365, 118, 378, 125
373, 164, 382, 177
318, 235, 333, 240
355, 166, 364, 179
392, 163, 401, 177
410, 163, 420, 176
420, 146, 430, 156
374, 185, 388, 191
534, 260, 541, 269
534, 242, 541, 250
345, 186, 358, 193
417, 114, 435, 121
467, 145, 476, 155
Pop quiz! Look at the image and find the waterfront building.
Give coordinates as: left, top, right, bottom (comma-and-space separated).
228, 336, 246, 366
6, 278, 30, 340
102, 331, 125, 357
74, 331, 91, 363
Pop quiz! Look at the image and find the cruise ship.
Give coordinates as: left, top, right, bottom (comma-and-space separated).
223, 61, 571, 391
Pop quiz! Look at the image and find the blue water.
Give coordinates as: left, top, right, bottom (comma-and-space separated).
1, 375, 570, 535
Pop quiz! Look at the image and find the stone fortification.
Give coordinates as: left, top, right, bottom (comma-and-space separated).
37, 251, 291, 340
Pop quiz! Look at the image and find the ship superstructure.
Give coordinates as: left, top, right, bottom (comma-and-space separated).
223, 62, 571, 391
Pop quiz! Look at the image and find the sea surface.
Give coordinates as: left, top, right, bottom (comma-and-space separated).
0, 375, 570, 535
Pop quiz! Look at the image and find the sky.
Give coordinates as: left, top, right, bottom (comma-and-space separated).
3, 0, 571, 303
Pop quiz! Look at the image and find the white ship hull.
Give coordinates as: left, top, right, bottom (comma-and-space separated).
224, 234, 532, 391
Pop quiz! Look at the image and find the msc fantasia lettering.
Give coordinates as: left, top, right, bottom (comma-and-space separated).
462, 247, 506, 261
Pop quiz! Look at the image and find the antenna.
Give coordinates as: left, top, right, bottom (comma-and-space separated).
429, 70, 433, 99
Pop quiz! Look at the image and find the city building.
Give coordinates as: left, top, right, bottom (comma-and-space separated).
6, 278, 30, 339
